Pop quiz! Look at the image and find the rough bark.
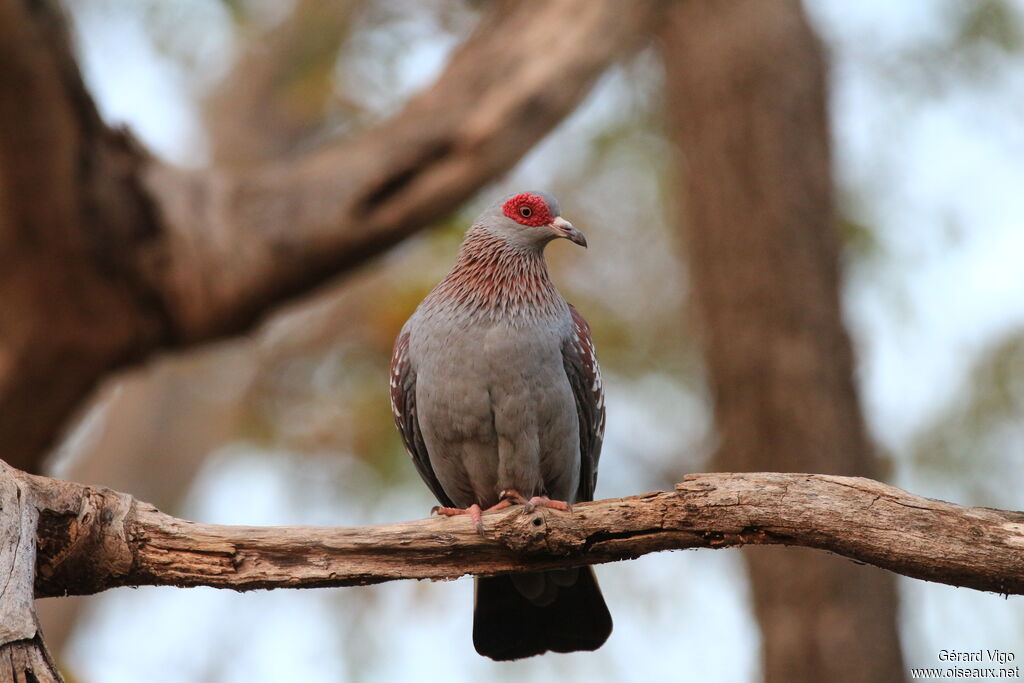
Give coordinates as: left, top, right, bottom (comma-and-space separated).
0, 0, 665, 473
0, 638, 61, 683
7, 457, 1023, 680
0, 462, 61, 682
662, 1, 906, 681
2, 461, 1021, 598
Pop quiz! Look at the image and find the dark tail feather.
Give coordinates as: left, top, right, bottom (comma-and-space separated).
473, 566, 612, 661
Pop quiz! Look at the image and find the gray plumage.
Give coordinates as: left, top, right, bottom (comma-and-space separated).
390, 191, 611, 660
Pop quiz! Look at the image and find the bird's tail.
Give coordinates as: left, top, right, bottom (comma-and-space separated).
472, 566, 612, 661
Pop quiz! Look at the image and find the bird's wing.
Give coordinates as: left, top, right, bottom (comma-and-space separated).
562, 304, 606, 503
390, 327, 455, 508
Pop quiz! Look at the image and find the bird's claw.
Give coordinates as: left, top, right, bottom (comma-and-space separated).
431, 492, 571, 535
523, 495, 572, 514
497, 490, 572, 514
432, 503, 486, 535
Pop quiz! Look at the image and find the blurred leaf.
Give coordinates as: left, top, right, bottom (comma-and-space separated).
956, 0, 1023, 53
837, 215, 882, 260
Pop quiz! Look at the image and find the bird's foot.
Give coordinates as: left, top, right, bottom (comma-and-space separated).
497, 490, 572, 514
523, 496, 573, 514
432, 492, 572, 534
432, 503, 484, 534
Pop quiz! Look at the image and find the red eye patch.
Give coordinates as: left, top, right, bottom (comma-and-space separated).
502, 193, 552, 227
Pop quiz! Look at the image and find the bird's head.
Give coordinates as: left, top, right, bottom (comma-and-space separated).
476, 191, 587, 251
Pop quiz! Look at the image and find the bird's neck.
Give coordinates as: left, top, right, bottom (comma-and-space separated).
426, 227, 563, 319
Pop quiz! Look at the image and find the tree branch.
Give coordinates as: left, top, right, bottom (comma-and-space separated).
140, 0, 665, 343
0, 0, 665, 472
0, 0, 161, 473
6, 459, 1022, 682
8, 463, 1021, 597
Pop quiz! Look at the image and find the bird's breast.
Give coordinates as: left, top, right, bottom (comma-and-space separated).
410, 309, 573, 435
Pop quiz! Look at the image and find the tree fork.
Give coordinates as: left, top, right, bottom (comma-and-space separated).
0, 0, 666, 473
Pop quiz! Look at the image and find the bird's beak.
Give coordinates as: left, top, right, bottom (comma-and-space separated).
551, 216, 588, 248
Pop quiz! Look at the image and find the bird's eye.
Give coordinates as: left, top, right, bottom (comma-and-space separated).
519, 206, 532, 218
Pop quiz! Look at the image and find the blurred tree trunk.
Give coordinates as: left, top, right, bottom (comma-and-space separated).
36, 0, 363, 659
662, 1, 906, 681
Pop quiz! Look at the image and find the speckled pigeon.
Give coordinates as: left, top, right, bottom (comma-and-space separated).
389, 191, 611, 660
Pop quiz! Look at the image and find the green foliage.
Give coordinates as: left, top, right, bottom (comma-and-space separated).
836, 215, 883, 261
956, 0, 1023, 54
